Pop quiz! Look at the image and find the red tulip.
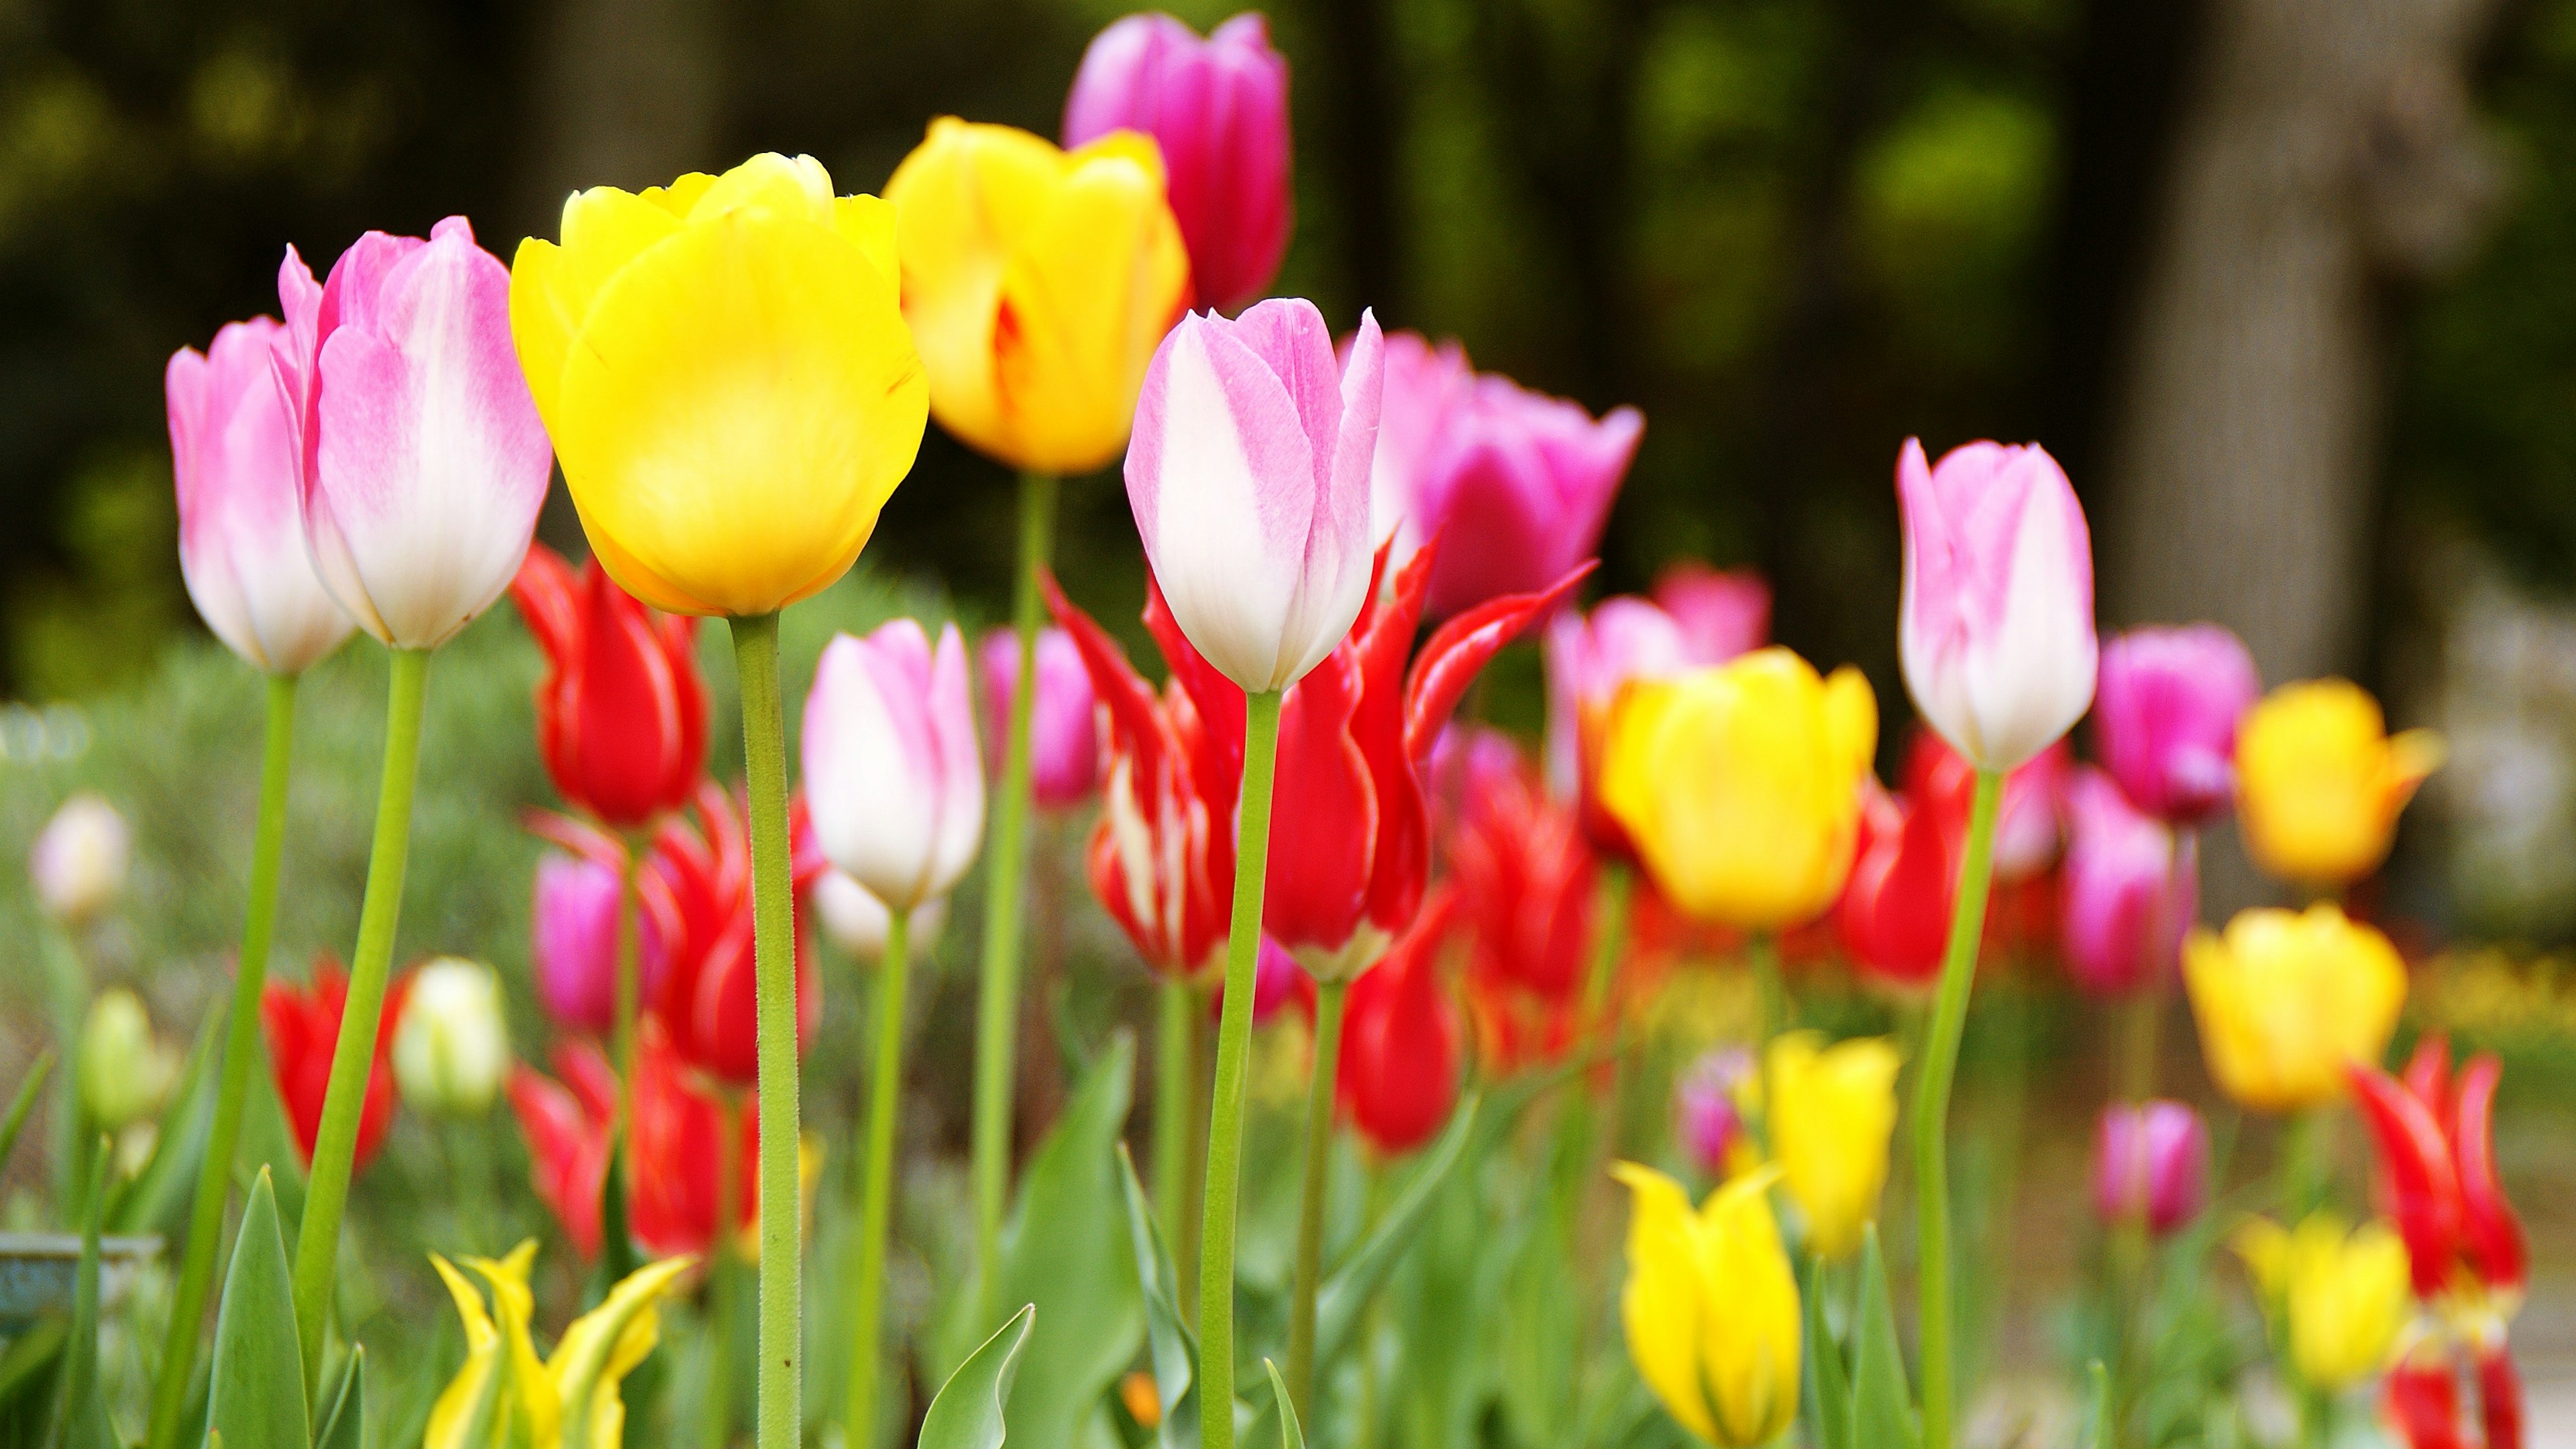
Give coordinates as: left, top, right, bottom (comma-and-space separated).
640, 781, 826, 1087
262, 956, 408, 1172
1336, 892, 1462, 1155
1447, 728, 1595, 1003
2385, 1358, 2467, 1449
508, 1022, 763, 1260
511, 542, 707, 830
1837, 780, 1955, 989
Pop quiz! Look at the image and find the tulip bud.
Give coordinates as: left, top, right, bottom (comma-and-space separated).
1613, 1163, 1801, 1448
1368, 333, 1474, 548
2092, 1099, 2207, 1236
276, 217, 550, 648
979, 626, 1099, 810
30, 792, 129, 927
167, 316, 355, 676
811, 868, 947, 962
1675, 1047, 1756, 1180
2235, 679, 2444, 888
2183, 905, 2406, 1113
1336, 902, 1461, 1156
511, 543, 706, 829
2093, 625, 2261, 825
804, 620, 986, 913
1126, 300, 1384, 694
265, 959, 404, 1170
1895, 437, 2098, 771
1764, 1031, 1902, 1261
531, 851, 667, 1036
2234, 1213, 2411, 1392
2059, 767, 2195, 996
1063, 12, 1293, 313
645, 783, 820, 1087
392, 957, 511, 1118
77, 988, 178, 1131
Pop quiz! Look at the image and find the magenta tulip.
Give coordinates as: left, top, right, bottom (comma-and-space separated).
1676, 1046, 1756, 1179
1063, 11, 1293, 313
2094, 624, 2261, 826
167, 317, 356, 675
1653, 564, 1771, 663
2093, 1099, 2208, 1236
1127, 299, 1383, 694
1896, 437, 2097, 771
979, 625, 1100, 810
2059, 767, 2195, 996
531, 849, 669, 1034
804, 619, 987, 912
1366, 331, 1473, 549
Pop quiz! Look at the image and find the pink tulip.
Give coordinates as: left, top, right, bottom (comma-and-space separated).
1676, 1046, 1756, 1178
979, 626, 1101, 810
1063, 11, 1292, 313
1896, 437, 2097, 771
804, 620, 986, 911
2059, 767, 2194, 995
274, 217, 550, 649
531, 851, 616, 1034
2094, 625, 2261, 826
1126, 299, 1383, 694
2093, 1099, 2208, 1236
1653, 564, 1772, 662
167, 317, 355, 675
1366, 332, 1472, 548
811, 868, 947, 962
1542, 570, 1769, 797
1990, 739, 2071, 882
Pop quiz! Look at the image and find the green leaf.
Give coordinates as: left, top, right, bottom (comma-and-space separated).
205, 1170, 309, 1449
918, 1305, 1035, 1449
1312, 1094, 1480, 1367
1112, 1146, 1199, 1449
0, 1053, 55, 1179
314, 1346, 365, 1449
1849, 1226, 1919, 1449
109, 1009, 223, 1236
51, 1139, 113, 1449
2078, 1360, 2111, 1449
1801, 1255, 1851, 1449
0, 1320, 67, 1415
991, 1032, 1145, 1449
1261, 1361, 1303, 1449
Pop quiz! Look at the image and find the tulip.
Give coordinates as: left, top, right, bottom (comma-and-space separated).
77, 988, 178, 1132
886, 119, 1189, 476
1249, 935, 1312, 1023
2093, 625, 2261, 826
275, 217, 549, 649
1368, 333, 1473, 547
166, 315, 354, 676
1905, 731, 2069, 885
1063, 11, 1292, 313
1654, 566, 1773, 664
510, 1027, 764, 1260
1764, 1031, 1901, 1261
1335, 895, 1462, 1157
2347, 1039, 2527, 1310
810, 870, 947, 963
1600, 647, 1878, 930
2059, 766, 2195, 996
2237, 679, 2445, 888
979, 626, 1098, 810
2234, 1212, 2412, 1392
1837, 782, 1953, 989
640, 783, 823, 1088
392, 957, 511, 1118
1128, 299, 1384, 694
263, 959, 407, 1171
1675, 1048, 1758, 1181
804, 621, 985, 912
1895, 437, 2097, 772
423, 1240, 692, 1449
2183, 904, 2406, 1113
511, 543, 706, 830
531, 851, 632, 1036
30, 793, 129, 928
2091, 1099, 2208, 1236
1450, 731, 1596, 1004
1612, 1163, 1801, 1448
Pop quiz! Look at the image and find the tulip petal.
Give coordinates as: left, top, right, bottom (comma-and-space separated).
1611, 1163, 1721, 1445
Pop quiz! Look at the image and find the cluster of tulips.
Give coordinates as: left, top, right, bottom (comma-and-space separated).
4, 6, 2527, 1449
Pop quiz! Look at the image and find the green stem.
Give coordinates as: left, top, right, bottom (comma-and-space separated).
846, 910, 911, 1449
616, 835, 643, 1165
290, 647, 430, 1391
1155, 977, 1195, 1263
1285, 975, 1351, 1420
974, 471, 1056, 1327
1580, 862, 1633, 1027
1198, 688, 1285, 1449
2280, 1108, 2332, 1218
148, 672, 298, 1449
709, 1093, 747, 1448
1913, 766, 2002, 1449
729, 612, 802, 1449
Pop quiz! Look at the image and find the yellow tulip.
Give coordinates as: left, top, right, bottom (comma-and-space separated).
1764, 1031, 1902, 1261
426, 1240, 694, 1449
509, 152, 928, 618
1601, 647, 1878, 929
1613, 1162, 1802, 1448
2233, 1213, 2411, 1392
883, 117, 1190, 476
2183, 904, 2405, 1112
2235, 680, 2445, 888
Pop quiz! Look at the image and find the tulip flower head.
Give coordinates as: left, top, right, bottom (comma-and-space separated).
1063, 11, 1292, 313
1895, 437, 2097, 771
276, 217, 550, 648
2092, 1099, 2209, 1237
1368, 332, 1474, 547
393, 957, 512, 1118
425, 1238, 692, 1447
2059, 765, 2196, 996
804, 619, 985, 913
1336, 896, 1462, 1156
2235, 1212, 2412, 1393
29, 793, 129, 928
2184, 905, 2406, 1113
1613, 1163, 1802, 1448
811, 869, 947, 964
979, 625, 1099, 810
637, 783, 824, 1087
1837, 781, 1955, 989
1128, 299, 1384, 694
1906, 730, 2069, 884
265, 957, 407, 1170
2093, 624, 2261, 825
77, 988, 178, 1132
511, 543, 706, 829
1764, 1031, 1902, 1261
1676, 1048, 1760, 1181
529, 849, 651, 1036
511, 1027, 766, 1260
2347, 1038, 2526, 1319
167, 315, 355, 674
2236, 679, 2445, 888
1449, 731, 1596, 1004
1601, 647, 1878, 930
511, 154, 927, 616
887, 119, 1189, 475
